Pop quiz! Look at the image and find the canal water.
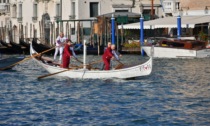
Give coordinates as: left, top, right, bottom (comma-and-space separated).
0, 54, 210, 125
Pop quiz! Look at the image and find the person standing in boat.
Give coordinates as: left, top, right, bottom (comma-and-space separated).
102, 43, 114, 70
54, 32, 67, 62
111, 44, 122, 61
62, 39, 77, 68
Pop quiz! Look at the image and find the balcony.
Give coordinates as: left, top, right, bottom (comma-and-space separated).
54, 16, 61, 21
69, 15, 76, 19
32, 17, 38, 22
17, 17, 23, 23
0, 4, 10, 14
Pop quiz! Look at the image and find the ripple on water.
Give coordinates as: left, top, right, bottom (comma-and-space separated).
1, 55, 210, 125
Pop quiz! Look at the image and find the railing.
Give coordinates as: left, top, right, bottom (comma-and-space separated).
0, 4, 10, 14
17, 17, 23, 23
54, 16, 61, 21
32, 17, 38, 22
69, 15, 76, 19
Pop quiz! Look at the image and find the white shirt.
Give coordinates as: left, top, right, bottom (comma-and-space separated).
56, 36, 67, 47
112, 50, 120, 60
70, 47, 77, 58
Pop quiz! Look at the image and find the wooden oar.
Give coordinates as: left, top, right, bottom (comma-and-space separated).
114, 60, 125, 70
74, 57, 83, 64
37, 59, 103, 79
0, 46, 56, 71
37, 68, 74, 79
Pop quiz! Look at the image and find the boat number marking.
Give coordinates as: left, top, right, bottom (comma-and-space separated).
139, 64, 151, 71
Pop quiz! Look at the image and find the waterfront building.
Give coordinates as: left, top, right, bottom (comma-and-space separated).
0, 0, 164, 46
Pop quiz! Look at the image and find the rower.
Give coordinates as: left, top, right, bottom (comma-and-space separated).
102, 42, 114, 70
62, 39, 77, 68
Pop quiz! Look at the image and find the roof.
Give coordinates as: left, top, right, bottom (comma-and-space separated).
118, 15, 210, 29
98, 12, 141, 18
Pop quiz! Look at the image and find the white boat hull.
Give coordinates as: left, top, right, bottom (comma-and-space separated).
31, 45, 153, 79
142, 46, 210, 58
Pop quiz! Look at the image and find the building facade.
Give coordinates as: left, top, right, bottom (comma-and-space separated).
0, 0, 164, 45
179, 0, 210, 16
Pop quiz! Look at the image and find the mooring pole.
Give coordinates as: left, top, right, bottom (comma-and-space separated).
177, 15, 181, 39
140, 17, 144, 56
111, 14, 115, 44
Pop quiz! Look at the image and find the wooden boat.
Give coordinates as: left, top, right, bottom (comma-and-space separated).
30, 43, 153, 79
142, 39, 210, 58
0, 56, 25, 70
0, 40, 24, 54
32, 39, 54, 55
19, 39, 30, 54
10, 41, 28, 54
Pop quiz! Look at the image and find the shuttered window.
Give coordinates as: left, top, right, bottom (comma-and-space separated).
90, 2, 98, 17
18, 3, 22, 18
56, 3, 60, 17
12, 4, 16, 18
33, 3, 38, 17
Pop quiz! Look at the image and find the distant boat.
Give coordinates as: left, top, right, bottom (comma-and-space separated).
142, 39, 210, 58
0, 56, 25, 70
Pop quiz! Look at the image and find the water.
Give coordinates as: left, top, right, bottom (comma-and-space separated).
0, 55, 210, 125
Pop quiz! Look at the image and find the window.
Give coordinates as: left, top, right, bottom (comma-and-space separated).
115, 10, 128, 12
12, 4, 16, 18
90, 2, 98, 17
71, 28, 75, 35
72, 2, 75, 16
33, 3, 38, 21
18, 3, 22, 18
56, 3, 60, 17
83, 28, 91, 35
33, 3, 38, 17
70, 2, 76, 19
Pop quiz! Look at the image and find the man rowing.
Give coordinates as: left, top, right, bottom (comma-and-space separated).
102, 42, 114, 70
62, 39, 77, 68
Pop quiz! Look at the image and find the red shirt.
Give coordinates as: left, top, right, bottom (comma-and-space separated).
102, 47, 113, 60
63, 44, 72, 57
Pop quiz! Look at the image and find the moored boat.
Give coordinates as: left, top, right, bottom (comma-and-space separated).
30, 43, 153, 79
142, 39, 210, 58
32, 39, 54, 55
0, 56, 25, 70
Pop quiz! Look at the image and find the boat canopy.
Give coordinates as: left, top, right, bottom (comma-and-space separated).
118, 15, 210, 29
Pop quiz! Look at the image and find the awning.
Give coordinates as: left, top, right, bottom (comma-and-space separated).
118, 16, 210, 29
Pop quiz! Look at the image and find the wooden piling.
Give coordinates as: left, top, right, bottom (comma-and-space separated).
69, 24, 71, 40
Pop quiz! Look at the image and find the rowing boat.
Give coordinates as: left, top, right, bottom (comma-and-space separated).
30, 43, 153, 79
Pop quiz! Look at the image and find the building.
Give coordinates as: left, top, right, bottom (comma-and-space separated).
0, 0, 164, 45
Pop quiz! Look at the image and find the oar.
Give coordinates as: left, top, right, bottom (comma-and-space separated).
37, 60, 103, 79
74, 57, 83, 64
0, 46, 56, 71
114, 60, 125, 70
37, 68, 74, 79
